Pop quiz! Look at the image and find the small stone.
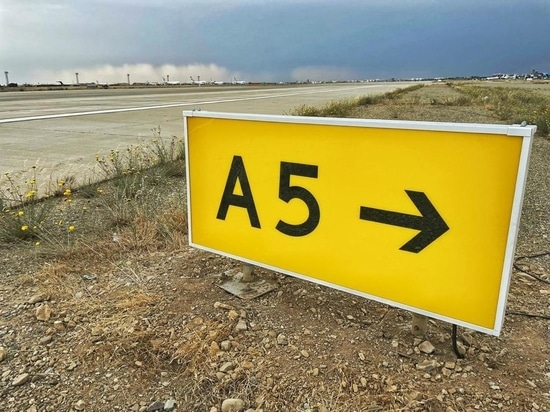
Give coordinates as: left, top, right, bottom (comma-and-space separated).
234, 319, 247, 332
241, 360, 254, 369
40, 335, 53, 345
221, 398, 245, 412
74, 400, 85, 411
53, 320, 65, 331
147, 400, 165, 411
300, 350, 310, 358
228, 310, 239, 321
444, 361, 456, 369
461, 332, 474, 346
0, 347, 7, 362
220, 340, 232, 351
29, 292, 48, 304
219, 361, 235, 373
36, 303, 52, 322
209, 341, 220, 356
164, 399, 176, 411
418, 340, 435, 354
12, 373, 30, 386
214, 301, 235, 311
276, 334, 288, 345
27, 406, 38, 412
406, 391, 423, 402
416, 360, 440, 371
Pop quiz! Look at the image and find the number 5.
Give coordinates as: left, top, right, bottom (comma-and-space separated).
276, 162, 320, 237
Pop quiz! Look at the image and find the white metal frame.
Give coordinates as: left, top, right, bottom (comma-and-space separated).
183, 110, 536, 336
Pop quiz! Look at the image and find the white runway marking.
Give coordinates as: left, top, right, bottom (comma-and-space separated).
0, 86, 369, 124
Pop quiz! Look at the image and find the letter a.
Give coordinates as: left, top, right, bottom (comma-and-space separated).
216, 156, 261, 228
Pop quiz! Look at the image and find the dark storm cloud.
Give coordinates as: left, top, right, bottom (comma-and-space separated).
1, 0, 549, 84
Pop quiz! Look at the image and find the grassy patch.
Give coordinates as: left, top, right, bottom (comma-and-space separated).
451, 83, 550, 135
288, 82, 549, 137
287, 99, 358, 118
0, 131, 187, 253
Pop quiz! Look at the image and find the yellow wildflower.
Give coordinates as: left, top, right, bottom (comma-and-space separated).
17, 210, 24, 217
35, 241, 41, 246
21, 225, 29, 231
68, 225, 75, 232
63, 189, 72, 196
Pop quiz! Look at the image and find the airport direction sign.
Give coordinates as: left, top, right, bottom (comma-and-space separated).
183, 111, 535, 335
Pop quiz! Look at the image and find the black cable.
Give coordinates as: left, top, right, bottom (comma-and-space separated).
452, 324, 464, 359
513, 251, 550, 285
507, 311, 550, 320
515, 251, 550, 260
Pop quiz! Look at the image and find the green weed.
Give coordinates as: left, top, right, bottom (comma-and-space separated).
0, 129, 186, 251
451, 84, 550, 136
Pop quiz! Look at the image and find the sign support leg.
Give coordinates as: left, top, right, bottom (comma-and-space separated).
218, 262, 276, 299
411, 313, 427, 337
241, 263, 255, 282
452, 324, 465, 359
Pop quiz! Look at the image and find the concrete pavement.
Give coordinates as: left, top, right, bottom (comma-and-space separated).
0, 82, 417, 192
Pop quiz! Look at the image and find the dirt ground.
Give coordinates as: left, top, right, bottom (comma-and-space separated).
1, 83, 549, 411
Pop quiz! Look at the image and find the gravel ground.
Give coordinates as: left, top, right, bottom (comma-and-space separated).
1, 83, 549, 412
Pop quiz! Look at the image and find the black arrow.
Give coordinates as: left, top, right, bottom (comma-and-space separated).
359, 190, 449, 253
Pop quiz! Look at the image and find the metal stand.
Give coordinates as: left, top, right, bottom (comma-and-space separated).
452, 324, 465, 359
219, 262, 277, 300
241, 263, 255, 282
411, 313, 428, 337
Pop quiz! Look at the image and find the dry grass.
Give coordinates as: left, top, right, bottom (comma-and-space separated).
290, 81, 550, 136
3, 82, 550, 410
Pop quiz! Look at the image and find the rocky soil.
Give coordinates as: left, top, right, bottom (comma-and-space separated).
1, 87, 550, 411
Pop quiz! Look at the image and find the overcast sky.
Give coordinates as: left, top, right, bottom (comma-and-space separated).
1, 0, 549, 85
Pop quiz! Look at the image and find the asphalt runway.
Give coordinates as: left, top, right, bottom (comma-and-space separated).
0, 82, 417, 191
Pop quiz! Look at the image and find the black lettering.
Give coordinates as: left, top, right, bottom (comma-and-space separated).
276, 161, 320, 236
216, 156, 261, 228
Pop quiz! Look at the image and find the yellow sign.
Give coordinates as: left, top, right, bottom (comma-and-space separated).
184, 111, 535, 335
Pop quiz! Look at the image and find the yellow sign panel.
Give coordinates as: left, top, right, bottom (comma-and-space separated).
184, 111, 535, 335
